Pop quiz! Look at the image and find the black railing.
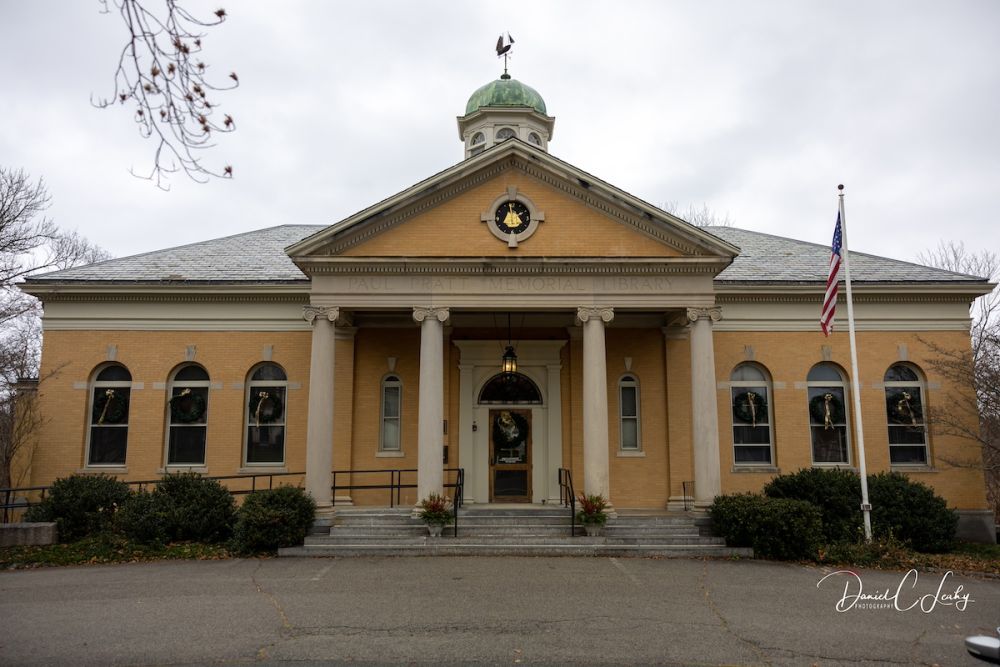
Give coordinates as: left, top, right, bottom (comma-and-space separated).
450, 468, 464, 537
0, 471, 305, 524
557, 467, 576, 537
331, 467, 464, 510
682, 480, 695, 512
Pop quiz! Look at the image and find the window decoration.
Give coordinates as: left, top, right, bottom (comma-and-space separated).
884, 363, 929, 465
478, 372, 542, 405
245, 363, 287, 465
619, 375, 640, 451
167, 364, 210, 466
730, 363, 774, 465
807, 363, 850, 465
87, 364, 132, 466
380, 375, 402, 452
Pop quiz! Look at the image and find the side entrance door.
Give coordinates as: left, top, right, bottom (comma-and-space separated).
489, 409, 531, 502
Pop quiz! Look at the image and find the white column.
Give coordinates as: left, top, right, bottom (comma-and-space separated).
545, 362, 564, 504
457, 363, 476, 504
687, 307, 722, 507
304, 305, 338, 524
413, 307, 449, 502
577, 307, 614, 506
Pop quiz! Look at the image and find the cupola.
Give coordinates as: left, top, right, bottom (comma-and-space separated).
457, 73, 555, 158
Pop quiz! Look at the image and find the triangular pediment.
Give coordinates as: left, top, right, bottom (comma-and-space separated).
287, 141, 738, 268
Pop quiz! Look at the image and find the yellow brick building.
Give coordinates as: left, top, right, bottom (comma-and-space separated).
21, 74, 995, 540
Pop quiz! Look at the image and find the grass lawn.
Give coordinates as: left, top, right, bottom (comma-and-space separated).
0, 535, 231, 569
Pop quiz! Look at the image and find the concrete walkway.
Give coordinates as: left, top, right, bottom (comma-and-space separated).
1, 556, 997, 665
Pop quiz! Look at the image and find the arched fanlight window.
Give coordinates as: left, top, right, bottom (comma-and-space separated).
478, 372, 542, 405
619, 375, 641, 451
528, 132, 542, 146
166, 364, 210, 466
87, 364, 132, 466
469, 131, 486, 156
730, 363, 774, 465
496, 127, 516, 141
884, 363, 929, 465
380, 375, 402, 452
807, 363, 851, 465
245, 363, 287, 465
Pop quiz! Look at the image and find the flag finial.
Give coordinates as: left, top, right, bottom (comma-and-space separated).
838, 184, 845, 191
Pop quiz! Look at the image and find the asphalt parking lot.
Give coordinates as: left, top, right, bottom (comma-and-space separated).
1, 556, 997, 665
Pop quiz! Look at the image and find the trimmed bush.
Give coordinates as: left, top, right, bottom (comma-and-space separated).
23, 474, 131, 542
751, 498, 824, 560
116, 490, 171, 546
764, 468, 863, 543
868, 472, 957, 553
708, 493, 762, 548
231, 486, 316, 554
151, 473, 236, 543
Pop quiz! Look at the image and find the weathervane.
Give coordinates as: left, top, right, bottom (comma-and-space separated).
496, 32, 514, 79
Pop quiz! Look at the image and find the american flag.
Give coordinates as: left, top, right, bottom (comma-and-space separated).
820, 213, 843, 336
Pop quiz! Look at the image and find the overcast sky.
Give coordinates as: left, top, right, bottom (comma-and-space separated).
1, 1, 998, 268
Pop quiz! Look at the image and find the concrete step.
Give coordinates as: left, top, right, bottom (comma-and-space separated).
280, 543, 752, 558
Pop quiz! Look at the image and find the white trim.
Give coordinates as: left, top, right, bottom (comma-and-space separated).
618, 374, 641, 452
379, 374, 403, 453
883, 362, 931, 466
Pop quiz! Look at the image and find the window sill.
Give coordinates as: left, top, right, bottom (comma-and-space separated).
616, 450, 645, 458
375, 451, 405, 458
890, 465, 937, 473
238, 466, 287, 474
77, 466, 128, 475
158, 466, 208, 475
731, 465, 779, 473
812, 464, 856, 471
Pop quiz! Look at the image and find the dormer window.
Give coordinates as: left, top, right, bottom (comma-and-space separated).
496, 127, 516, 141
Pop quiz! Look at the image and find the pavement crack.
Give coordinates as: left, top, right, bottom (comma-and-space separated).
250, 561, 292, 631
699, 560, 771, 666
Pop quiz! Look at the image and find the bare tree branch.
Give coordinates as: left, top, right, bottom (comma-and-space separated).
94, 0, 238, 189
661, 201, 735, 228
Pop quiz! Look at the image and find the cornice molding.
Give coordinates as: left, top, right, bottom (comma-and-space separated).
33, 292, 309, 304
297, 258, 726, 276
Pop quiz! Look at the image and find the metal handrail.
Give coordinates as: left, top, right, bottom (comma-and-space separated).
332, 467, 465, 510
450, 468, 464, 537
0, 471, 305, 523
557, 467, 576, 537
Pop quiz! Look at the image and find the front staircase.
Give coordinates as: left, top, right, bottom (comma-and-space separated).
279, 506, 752, 558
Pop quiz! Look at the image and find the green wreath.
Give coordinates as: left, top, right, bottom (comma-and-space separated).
170, 388, 206, 424
249, 390, 284, 426
492, 411, 529, 450
733, 390, 766, 426
92, 388, 127, 425
809, 393, 845, 428
887, 389, 922, 425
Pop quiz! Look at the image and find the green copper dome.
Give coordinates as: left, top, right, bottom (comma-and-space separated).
465, 76, 547, 115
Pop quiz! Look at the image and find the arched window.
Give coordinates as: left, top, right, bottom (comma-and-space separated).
478, 372, 542, 405
730, 363, 774, 465
528, 132, 542, 146
380, 375, 402, 452
619, 375, 641, 451
87, 364, 132, 466
166, 364, 210, 466
884, 363, 929, 465
245, 363, 287, 465
496, 127, 516, 141
469, 131, 486, 156
807, 363, 851, 465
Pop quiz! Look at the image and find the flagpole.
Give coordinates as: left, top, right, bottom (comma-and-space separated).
838, 184, 873, 541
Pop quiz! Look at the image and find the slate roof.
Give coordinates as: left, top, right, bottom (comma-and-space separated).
26, 223, 986, 287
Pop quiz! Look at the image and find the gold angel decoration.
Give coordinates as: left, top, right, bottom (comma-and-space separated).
896, 391, 917, 426
97, 389, 116, 424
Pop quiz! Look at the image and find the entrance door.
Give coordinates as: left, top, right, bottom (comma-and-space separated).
489, 409, 531, 502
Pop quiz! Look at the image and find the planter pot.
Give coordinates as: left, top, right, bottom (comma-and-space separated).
584, 523, 603, 537
427, 524, 444, 537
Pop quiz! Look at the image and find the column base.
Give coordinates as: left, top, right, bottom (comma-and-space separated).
666, 495, 696, 512
312, 503, 336, 530
333, 495, 354, 507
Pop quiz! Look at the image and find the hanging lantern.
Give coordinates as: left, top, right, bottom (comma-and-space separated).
501, 345, 518, 374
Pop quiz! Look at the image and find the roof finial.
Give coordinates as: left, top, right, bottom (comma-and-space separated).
496, 32, 514, 79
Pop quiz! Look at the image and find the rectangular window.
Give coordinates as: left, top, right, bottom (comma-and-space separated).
886, 386, 928, 465
619, 383, 640, 450
732, 386, 771, 464
381, 383, 401, 451
809, 387, 850, 464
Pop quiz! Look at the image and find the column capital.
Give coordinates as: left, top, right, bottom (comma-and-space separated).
686, 306, 722, 324
413, 306, 450, 324
303, 305, 340, 324
576, 306, 614, 324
